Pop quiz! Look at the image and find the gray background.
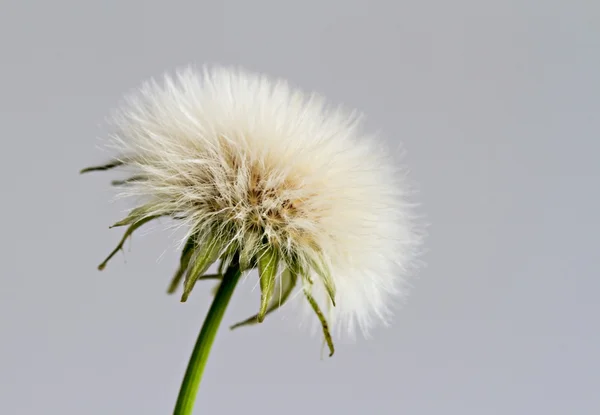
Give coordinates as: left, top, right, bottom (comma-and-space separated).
1, 1, 598, 414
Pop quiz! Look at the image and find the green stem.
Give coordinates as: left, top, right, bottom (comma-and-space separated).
173, 260, 242, 415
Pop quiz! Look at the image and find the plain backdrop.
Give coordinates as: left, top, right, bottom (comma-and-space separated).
1, 1, 598, 414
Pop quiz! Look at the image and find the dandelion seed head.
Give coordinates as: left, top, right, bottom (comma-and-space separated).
100, 66, 423, 338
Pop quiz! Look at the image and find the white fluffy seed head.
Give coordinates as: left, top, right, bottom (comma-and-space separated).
105, 66, 422, 338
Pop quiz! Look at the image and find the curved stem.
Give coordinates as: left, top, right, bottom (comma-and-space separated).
173, 260, 242, 415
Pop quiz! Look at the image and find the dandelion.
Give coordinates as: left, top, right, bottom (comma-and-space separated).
82, 66, 422, 414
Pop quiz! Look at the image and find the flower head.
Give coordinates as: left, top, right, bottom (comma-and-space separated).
83, 66, 422, 354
